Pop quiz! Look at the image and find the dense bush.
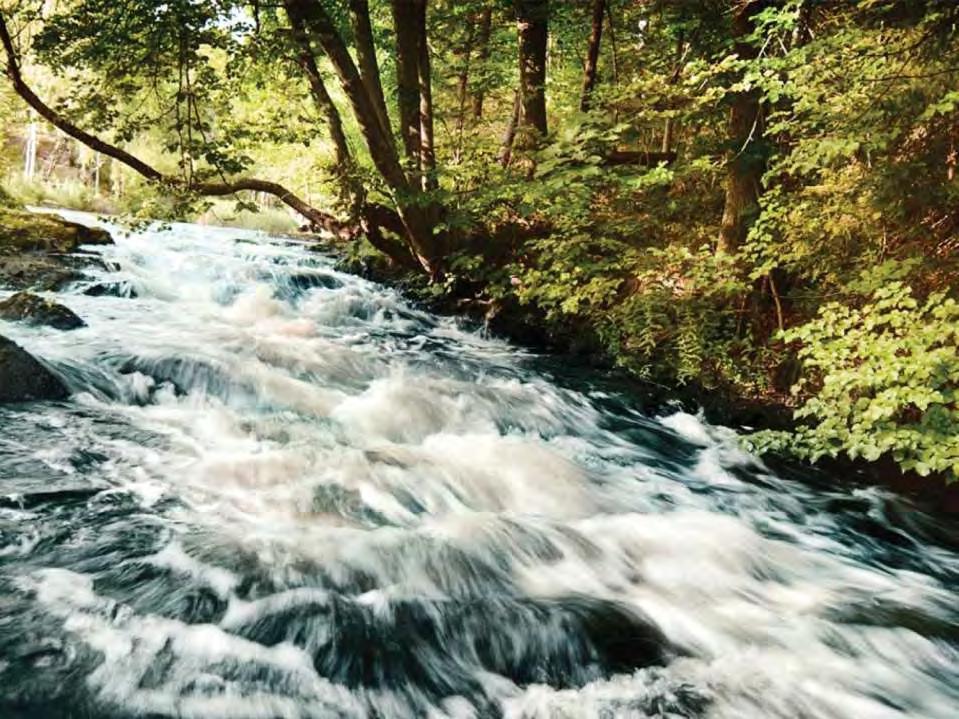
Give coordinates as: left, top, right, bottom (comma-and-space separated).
750, 277, 959, 481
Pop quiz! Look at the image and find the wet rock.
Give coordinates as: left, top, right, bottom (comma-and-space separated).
0, 335, 69, 403
289, 272, 343, 291
0, 292, 85, 330
0, 208, 112, 254
0, 208, 111, 291
0, 487, 102, 510
0, 255, 85, 292
83, 281, 137, 298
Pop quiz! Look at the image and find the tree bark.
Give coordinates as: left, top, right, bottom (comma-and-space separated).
514, 0, 549, 138
348, 0, 393, 142
718, 0, 767, 254
283, 0, 442, 277
471, 5, 493, 119
0, 11, 350, 237
454, 22, 475, 158
392, 0, 423, 176
499, 88, 522, 167
580, 0, 605, 112
415, 0, 437, 191
288, 11, 358, 208
661, 30, 685, 154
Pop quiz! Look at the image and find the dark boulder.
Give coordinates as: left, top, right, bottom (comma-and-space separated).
289, 271, 343, 291
82, 281, 137, 298
0, 335, 69, 402
0, 292, 85, 330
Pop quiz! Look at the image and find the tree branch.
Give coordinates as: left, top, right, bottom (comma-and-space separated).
0, 11, 350, 238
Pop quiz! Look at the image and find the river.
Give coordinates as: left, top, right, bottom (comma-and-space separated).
0, 212, 956, 718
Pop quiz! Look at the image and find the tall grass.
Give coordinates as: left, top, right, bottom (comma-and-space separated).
3, 175, 115, 213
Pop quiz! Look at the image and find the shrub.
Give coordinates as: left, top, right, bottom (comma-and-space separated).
750, 281, 959, 481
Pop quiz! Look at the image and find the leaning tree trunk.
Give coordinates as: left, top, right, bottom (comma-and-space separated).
580, 0, 605, 112
283, 0, 443, 277
718, 0, 767, 254
349, 0, 393, 142
288, 11, 361, 216
514, 0, 549, 139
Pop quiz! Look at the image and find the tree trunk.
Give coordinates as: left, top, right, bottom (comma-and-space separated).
661, 30, 685, 154
514, 0, 549, 138
415, 0, 437, 192
288, 11, 360, 213
499, 88, 521, 167
348, 0, 393, 142
718, 1, 767, 254
283, 0, 443, 277
605, 0, 618, 85
392, 0, 423, 177
471, 6, 493, 119
454, 23, 475, 158
580, 0, 605, 112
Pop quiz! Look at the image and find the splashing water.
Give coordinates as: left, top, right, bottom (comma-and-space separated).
0, 211, 956, 719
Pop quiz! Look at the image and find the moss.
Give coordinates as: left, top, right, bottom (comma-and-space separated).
0, 291, 86, 330
0, 208, 112, 255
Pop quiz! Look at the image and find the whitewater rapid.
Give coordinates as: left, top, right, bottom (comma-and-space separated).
0, 211, 956, 718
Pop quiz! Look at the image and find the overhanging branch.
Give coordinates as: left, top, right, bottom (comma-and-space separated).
0, 11, 350, 237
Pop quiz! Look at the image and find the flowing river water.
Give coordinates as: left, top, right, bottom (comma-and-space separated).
0, 212, 956, 718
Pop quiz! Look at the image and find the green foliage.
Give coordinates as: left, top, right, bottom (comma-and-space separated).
750, 278, 959, 481
4, 176, 105, 213
3, 0, 957, 485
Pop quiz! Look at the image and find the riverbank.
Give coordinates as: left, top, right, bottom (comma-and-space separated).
330, 239, 959, 517
1, 205, 956, 516
0, 204, 111, 290
2, 209, 956, 719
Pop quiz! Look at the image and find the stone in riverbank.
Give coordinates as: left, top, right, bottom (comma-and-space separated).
0, 335, 69, 403
0, 208, 112, 253
0, 292, 85, 330
0, 208, 112, 291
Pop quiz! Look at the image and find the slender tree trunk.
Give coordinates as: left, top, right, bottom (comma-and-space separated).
471, 5, 493, 119
348, 0, 393, 142
283, 0, 442, 277
289, 11, 359, 212
415, 0, 437, 192
718, 0, 767, 254
23, 118, 37, 179
499, 88, 521, 167
514, 0, 549, 138
661, 30, 685, 154
580, 0, 605, 112
605, 1, 618, 86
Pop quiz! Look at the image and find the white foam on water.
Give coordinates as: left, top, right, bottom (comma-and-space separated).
1, 210, 956, 719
